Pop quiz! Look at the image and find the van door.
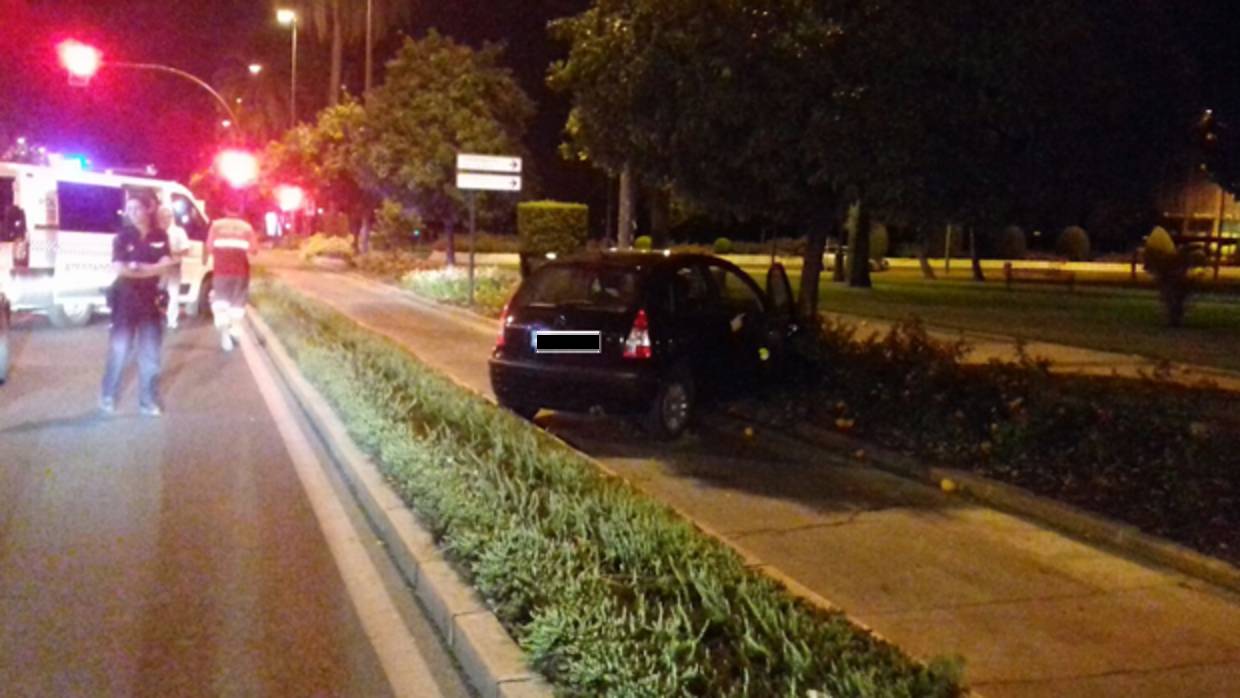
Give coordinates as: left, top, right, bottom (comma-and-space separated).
54, 181, 126, 308
169, 192, 210, 309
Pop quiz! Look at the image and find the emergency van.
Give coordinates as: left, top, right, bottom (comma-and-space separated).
0, 161, 215, 327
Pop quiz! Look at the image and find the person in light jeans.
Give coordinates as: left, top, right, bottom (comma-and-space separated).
157, 205, 190, 329
100, 192, 176, 416
204, 205, 259, 352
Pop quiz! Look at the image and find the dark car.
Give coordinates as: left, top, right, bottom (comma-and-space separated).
488, 252, 796, 438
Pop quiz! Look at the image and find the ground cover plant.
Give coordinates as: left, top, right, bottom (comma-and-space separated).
400, 265, 519, 317
745, 317, 1240, 564
252, 281, 963, 698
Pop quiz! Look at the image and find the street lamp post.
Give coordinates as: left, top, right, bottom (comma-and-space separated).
364, 0, 373, 93
277, 8, 298, 126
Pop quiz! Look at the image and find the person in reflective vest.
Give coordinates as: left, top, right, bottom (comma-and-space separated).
204, 204, 260, 352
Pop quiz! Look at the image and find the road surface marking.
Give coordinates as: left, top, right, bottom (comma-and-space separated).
240, 330, 445, 698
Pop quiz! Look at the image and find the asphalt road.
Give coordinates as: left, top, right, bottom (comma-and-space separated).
265, 258, 1240, 698
0, 313, 473, 698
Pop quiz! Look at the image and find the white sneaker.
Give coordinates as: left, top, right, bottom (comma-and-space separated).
221, 332, 235, 352
139, 403, 163, 418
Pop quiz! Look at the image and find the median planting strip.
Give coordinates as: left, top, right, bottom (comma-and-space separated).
251, 281, 963, 698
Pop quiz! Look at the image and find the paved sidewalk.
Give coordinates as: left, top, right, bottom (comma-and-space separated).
265, 261, 1240, 698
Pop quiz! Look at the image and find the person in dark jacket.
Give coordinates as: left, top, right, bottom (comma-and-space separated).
99, 190, 176, 416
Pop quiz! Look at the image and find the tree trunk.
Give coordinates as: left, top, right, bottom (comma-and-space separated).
445, 225, 456, 266
944, 223, 954, 274
329, 0, 343, 106
649, 186, 670, 249
604, 172, 615, 245
917, 228, 937, 280
797, 201, 834, 322
970, 227, 985, 281
847, 196, 872, 288
617, 163, 635, 249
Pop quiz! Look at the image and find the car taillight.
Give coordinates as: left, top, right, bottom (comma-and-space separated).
623, 308, 652, 359
496, 301, 510, 348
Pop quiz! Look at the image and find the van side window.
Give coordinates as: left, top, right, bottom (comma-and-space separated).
171, 194, 209, 241
58, 182, 125, 233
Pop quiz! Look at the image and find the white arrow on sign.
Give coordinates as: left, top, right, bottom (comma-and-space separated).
456, 172, 522, 192
456, 153, 522, 174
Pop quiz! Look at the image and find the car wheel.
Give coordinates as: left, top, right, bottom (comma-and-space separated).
498, 395, 539, 421
643, 370, 695, 440
48, 302, 93, 328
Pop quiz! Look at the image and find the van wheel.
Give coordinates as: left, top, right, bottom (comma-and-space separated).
643, 370, 694, 440
195, 276, 214, 319
49, 303, 93, 328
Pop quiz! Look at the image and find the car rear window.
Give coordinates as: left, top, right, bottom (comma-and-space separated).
516, 265, 642, 311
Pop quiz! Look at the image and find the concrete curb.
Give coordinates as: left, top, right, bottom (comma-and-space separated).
710, 412, 1240, 596
246, 310, 553, 698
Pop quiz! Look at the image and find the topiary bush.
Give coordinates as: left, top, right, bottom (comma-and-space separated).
1143, 226, 1206, 327
1055, 226, 1090, 261
713, 236, 733, 254
997, 225, 1027, 260
869, 222, 890, 261
633, 235, 653, 250
517, 201, 589, 257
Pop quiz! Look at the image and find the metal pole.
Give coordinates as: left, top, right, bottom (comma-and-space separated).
291, 21, 298, 125
364, 0, 374, 93
468, 192, 477, 306
108, 62, 238, 125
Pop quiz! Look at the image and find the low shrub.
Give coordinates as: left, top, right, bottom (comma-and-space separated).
299, 233, 355, 263
518, 201, 589, 256
1056, 226, 1090, 261
758, 317, 1240, 564
634, 235, 653, 250
252, 282, 964, 697
713, 237, 734, 254
353, 250, 440, 280
401, 265, 520, 317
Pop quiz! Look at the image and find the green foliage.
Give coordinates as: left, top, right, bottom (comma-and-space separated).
997, 226, 1028, 260
634, 235, 653, 250
358, 31, 534, 227
263, 99, 370, 221
713, 237, 734, 254
252, 282, 964, 698
372, 199, 425, 252
1056, 226, 1091, 261
517, 201, 589, 256
869, 223, 890, 261
775, 317, 1240, 563
299, 233, 355, 263
430, 231, 523, 254
1143, 226, 1207, 327
353, 251, 439, 280
401, 266, 520, 317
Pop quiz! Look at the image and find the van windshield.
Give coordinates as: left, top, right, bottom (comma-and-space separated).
516, 265, 642, 312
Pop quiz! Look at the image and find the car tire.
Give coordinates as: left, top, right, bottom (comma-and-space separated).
48, 302, 93, 328
498, 395, 539, 421
643, 369, 695, 440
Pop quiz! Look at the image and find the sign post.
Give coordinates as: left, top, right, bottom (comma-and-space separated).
455, 153, 522, 306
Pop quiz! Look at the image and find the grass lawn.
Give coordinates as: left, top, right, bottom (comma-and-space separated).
755, 266, 1240, 373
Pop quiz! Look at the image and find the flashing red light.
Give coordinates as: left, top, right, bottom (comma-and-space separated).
215, 150, 259, 189
58, 40, 102, 84
275, 185, 305, 212
623, 309, 652, 359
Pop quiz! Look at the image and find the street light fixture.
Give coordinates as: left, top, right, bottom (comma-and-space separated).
277, 8, 298, 126
247, 63, 263, 76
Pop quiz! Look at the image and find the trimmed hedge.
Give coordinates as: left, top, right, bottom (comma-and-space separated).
252, 282, 963, 698
518, 201, 589, 256
1056, 226, 1090, 261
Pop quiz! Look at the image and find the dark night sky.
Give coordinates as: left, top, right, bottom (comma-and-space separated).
1, 0, 1237, 209
0, 0, 593, 198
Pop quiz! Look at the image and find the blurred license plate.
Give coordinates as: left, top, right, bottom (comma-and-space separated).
534, 331, 601, 354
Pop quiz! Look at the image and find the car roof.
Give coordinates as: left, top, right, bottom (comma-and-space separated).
550, 250, 733, 271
